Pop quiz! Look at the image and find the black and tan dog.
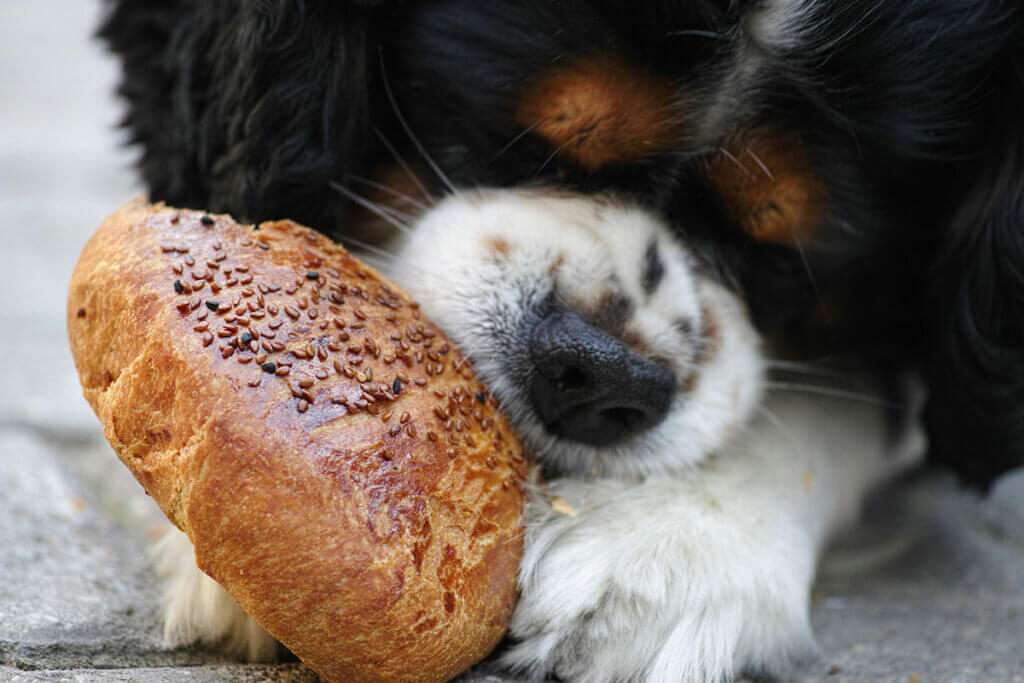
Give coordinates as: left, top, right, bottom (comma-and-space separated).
100, 2, 1023, 680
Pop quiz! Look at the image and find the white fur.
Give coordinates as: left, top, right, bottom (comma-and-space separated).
154, 189, 924, 682
392, 190, 764, 479
745, 0, 814, 51
154, 527, 280, 662
502, 388, 920, 682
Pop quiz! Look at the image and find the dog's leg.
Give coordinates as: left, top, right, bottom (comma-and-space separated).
153, 526, 281, 662
502, 388, 924, 682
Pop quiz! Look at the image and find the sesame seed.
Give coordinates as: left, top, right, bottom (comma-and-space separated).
261, 362, 277, 373
248, 377, 261, 387
306, 271, 319, 280
476, 391, 486, 404
200, 215, 215, 226
297, 399, 309, 413
392, 378, 402, 395
205, 301, 220, 311
389, 424, 401, 436
174, 280, 185, 294
202, 332, 214, 347
276, 366, 290, 376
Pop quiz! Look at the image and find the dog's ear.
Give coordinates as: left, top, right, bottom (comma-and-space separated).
923, 34, 1024, 489
98, 0, 380, 232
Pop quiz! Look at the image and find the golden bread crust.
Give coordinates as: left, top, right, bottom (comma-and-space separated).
67, 198, 527, 682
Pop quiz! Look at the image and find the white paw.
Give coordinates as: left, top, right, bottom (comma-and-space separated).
501, 480, 817, 683
152, 525, 281, 662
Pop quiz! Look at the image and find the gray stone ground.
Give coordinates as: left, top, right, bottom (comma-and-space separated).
1, 3, 1022, 682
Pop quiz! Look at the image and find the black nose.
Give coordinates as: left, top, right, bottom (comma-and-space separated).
528, 311, 676, 446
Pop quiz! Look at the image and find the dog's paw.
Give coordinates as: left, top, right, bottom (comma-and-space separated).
500, 479, 817, 683
153, 526, 281, 661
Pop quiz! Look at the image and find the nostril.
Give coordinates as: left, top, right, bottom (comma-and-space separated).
600, 407, 648, 431
557, 366, 587, 391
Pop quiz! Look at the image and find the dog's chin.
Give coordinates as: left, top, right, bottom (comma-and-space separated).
386, 188, 766, 479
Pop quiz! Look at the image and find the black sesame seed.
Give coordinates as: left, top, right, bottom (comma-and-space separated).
305, 271, 320, 280
174, 280, 185, 294
392, 378, 402, 395
205, 300, 220, 311
240, 332, 253, 345
200, 215, 215, 226
476, 391, 486, 404
261, 362, 277, 373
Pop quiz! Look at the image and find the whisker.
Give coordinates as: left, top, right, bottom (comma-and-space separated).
329, 182, 411, 235
378, 51, 460, 197
790, 231, 819, 299
350, 174, 430, 212
765, 359, 848, 381
373, 128, 435, 202
744, 147, 774, 179
348, 253, 390, 272
336, 235, 399, 262
718, 146, 751, 177
765, 381, 897, 409
665, 29, 727, 40
493, 121, 541, 162
535, 143, 564, 176
754, 405, 803, 452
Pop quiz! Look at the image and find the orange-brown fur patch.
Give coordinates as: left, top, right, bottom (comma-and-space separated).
518, 54, 681, 170
707, 131, 825, 247
485, 236, 512, 256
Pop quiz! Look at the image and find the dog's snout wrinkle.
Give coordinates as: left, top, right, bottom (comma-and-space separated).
528, 310, 676, 446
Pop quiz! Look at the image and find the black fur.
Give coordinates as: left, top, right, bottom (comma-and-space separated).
98, 0, 1024, 488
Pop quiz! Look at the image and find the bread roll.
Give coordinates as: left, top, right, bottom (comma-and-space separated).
67, 198, 528, 682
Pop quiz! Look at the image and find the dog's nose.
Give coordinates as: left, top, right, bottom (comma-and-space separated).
528, 311, 676, 446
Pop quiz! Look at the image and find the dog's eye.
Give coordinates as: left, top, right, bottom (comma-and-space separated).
705, 130, 825, 248
517, 53, 681, 171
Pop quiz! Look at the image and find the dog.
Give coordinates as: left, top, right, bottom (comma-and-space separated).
99, 0, 1023, 680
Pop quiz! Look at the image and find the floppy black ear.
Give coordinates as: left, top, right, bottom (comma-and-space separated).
98, 0, 382, 232
923, 34, 1024, 489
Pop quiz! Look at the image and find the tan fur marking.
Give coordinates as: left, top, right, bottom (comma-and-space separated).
519, 54, 681, 170
485, 236, 512, 256
707, 131, 825, 247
